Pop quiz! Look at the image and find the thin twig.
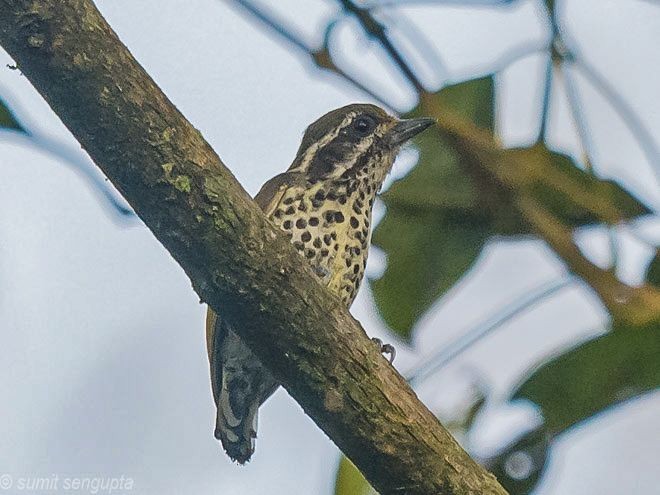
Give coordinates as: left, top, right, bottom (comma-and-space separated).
537, 57, 553, 142
368, 0, 516, 7
572, 56, 660, 184
559, 62, 596, 171
487, 41, 548, 74
559, 62, 621, 271
29, 131, 134, 218
228, 0, 392, 107
339, 0, 426, 92
230, 0, 547, 110
379, 8, 450, 84
516, 195, 659, 326
0, 127, 133, 219
550, 0, 659, 182
407, 277, 574, 385
231, 0, 310, 52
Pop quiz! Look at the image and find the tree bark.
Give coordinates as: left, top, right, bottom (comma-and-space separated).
0, 1, 507, 494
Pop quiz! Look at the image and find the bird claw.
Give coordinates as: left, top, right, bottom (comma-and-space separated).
371, 337, 396, 363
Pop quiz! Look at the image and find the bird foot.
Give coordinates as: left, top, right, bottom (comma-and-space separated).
371, 337, 396, 363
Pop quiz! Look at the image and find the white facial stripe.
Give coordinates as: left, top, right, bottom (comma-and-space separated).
289, 112, 357, 173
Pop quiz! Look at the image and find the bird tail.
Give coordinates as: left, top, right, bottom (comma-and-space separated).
214, 382, 260, 464
207, 309, 277, 464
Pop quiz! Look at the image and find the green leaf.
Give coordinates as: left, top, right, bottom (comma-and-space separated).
370, 76, 495, 339
333, 457, 374, 495
0, 96, 23, 131
511, 320, 660, 435
372, 208, 491, 339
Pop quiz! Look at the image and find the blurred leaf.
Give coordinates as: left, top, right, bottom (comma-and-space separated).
372, 210, 490, 339
484, 427, 550, 495
511, 320, 660, 435
646, 251, 660, 286
0, 96, 23, 131
333, 457, 374, 495
371, 74, 648, 339
371, 76, 495, 339
485, 320, 659, 494
506, 145, 649, 230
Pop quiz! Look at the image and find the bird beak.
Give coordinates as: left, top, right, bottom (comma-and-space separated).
388, 117, 435, 146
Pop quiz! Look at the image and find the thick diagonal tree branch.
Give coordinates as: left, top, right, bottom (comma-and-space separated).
0, 1, 508, 494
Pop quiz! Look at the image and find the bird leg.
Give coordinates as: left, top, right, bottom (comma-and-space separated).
371, 337, 396, 363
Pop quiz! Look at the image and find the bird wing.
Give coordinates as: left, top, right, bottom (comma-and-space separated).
205, 172, 296, 394
205, 172, 301, 462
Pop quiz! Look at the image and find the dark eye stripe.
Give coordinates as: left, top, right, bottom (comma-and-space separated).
305, 117, 379, 181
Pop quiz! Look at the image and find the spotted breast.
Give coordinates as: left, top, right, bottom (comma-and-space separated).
270, 166, 378, 305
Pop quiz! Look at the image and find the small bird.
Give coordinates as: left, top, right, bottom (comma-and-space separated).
206, 103, 434, 463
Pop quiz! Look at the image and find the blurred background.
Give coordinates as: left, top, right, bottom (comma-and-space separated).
1, 0, 659, 494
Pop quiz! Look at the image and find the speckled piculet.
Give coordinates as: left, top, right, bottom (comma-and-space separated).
205, 103, 434, 463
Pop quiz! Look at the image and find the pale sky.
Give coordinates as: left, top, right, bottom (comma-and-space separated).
0, 1, 658, 494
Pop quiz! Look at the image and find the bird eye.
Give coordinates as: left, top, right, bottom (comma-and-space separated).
352, 115, 376, 135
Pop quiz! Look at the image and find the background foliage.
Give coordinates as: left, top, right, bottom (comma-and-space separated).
1, 1, 658, 494
221, 1, 659, 493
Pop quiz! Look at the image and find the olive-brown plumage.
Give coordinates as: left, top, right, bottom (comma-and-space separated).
206, 103, 434, 463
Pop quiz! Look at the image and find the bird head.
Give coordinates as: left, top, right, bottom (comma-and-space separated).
288, 103, 434, 186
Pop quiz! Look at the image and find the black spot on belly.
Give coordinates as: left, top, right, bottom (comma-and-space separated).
296, 218, 307, 229
283, 220, 292, 229
285, 205, 295, 215
283, 197, 294, 205
353, 264, 360, 274
323, 234, 332, 246
313, 237, 322, 248
305, 249, 316, 259
321, 249, 329, 257
335, 211, 345, 223
309, 217, 319, 226
350, 216, 359, 228
293, 241, 304, 251
301, 231, 312, 242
